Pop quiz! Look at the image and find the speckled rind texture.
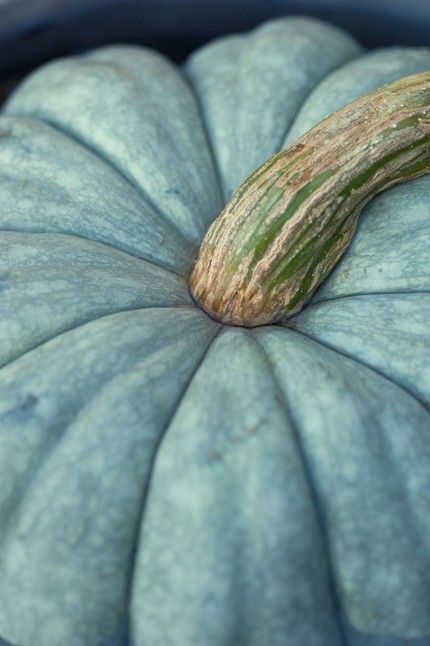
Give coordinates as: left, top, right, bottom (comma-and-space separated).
0, 16, 429, 646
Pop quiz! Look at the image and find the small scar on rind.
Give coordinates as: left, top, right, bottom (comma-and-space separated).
21, 394, 38, 410
208, 449, 222, 461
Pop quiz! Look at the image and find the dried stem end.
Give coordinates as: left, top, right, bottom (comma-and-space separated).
190, 72, 430, 327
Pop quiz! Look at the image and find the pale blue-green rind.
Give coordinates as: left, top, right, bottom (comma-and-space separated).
289, 294, 430, 407
341, 618, 430, 646
310, 176, 430, 302
4, 46, 223, 244
285, 47, 430, 144
0, 308, 219, 646
185, 17, 362, 200
255, 328, 430, 639
0, 231, 192, 367
0, 116, 194, 272
0, 17, 429, 646
131, 328, 343, 646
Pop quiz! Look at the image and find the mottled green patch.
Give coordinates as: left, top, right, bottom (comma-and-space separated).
225, 149, 313, 276
234, 148, 312, 240
266, 131, 430, 293
229, 150, 285, 207
278, 140, 430, 318
248, 169, 334, 266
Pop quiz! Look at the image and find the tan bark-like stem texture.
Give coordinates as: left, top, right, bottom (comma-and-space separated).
189, 71, 430, 327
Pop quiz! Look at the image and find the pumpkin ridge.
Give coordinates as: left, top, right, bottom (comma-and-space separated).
288, 326, 430, 415
0, 310, 216, 644
181, 69, 225, 210
308, 289, 430, 306
284, 47, 430, 146
0, 327, 217, 541
126, 324, 222, 634
255, 327, 430, 637
248, 329, 348, 644
185, 17, 362, 203
0, 304, 199, 372
248, 17, 363, 182
13, 113, 198, 250
0, 115, 196, 274
0, 228, 191, 279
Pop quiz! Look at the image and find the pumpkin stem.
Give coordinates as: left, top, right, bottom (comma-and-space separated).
189, 71, 430, 327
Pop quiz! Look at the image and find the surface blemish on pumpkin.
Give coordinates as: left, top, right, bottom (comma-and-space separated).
190, 71, 430, 327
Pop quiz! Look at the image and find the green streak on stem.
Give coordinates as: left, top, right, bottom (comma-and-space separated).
267, 129, 430, 292
247, 168, 334, 266
189, 71, 430, 327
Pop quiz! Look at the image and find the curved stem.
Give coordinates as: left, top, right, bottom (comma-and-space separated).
190, 72, 430, 327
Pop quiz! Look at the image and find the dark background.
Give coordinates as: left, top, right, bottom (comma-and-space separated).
1, 0, 430, 83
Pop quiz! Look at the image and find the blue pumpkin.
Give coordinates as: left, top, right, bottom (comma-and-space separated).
0, 16, 429, 646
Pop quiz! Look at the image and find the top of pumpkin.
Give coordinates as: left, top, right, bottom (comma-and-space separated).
190, 71, 430, 326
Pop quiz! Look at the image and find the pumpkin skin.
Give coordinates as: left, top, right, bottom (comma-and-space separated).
0, 15, 429, 646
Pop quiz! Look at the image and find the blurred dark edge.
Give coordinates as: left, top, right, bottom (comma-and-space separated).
1, 0, 430, 83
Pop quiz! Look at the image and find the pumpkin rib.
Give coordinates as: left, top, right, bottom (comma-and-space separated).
0, 303, 200, 372
186, 33, 246, 204
0, 234, 194, 368
289, 327, 430, 415
81, 54, 224, 238
248, 330, 348, 645
130, 327, 345, 645
1, 428, 73, 547
287, 293, 430, 411
307, 289, 430, 307
0, 308, 219, 646
180, 70, 225, 211
14, 113, 197, 250
262, 18, 363, 150
255, 327, 430, 638
125, 324, 223, 634
0, 115, 196, 274
0, 324, 218, 543
0, 227, 190, 279
285, 47, 430, 146
185, 17, 362, 202
277, 55, 362, 163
